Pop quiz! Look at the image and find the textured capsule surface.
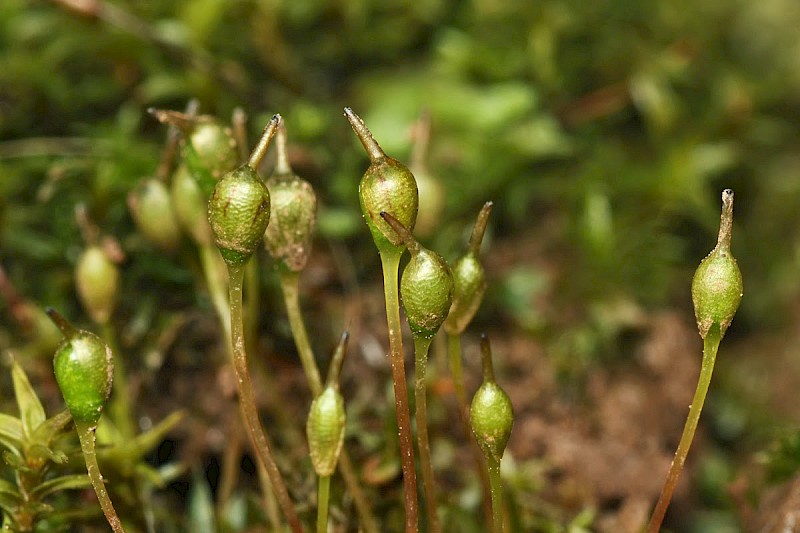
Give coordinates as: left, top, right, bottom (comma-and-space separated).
470, 381, 513, 463
208, 166, 271, 266
443, 253, 486, 335
359, 158, 418, 253
692, 247, 743, 338
264, 176, 317, 271
401, 248, 453, 338
54, 330, 113, 425
75, 247, 119, 325
306, 387, 346, 477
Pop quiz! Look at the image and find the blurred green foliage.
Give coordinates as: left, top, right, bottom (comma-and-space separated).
1, 0, 800, 530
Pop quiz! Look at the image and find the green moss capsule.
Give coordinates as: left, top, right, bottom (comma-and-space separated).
344, 108, 418, 256
381, 212, 454, 339
444, 202, 493, 336
692, 189, 743, 339
128, 178, 182, 252
264, 123, 317, 272
306, 332, 349, 477
47, 309, 113, 426
470, 335, 513, 463
208, 115, 281, 267
75, 245, 119, 325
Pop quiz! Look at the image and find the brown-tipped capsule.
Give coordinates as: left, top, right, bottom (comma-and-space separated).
345, 107, 418, 255
208, 115, 281, 267
149, 109, 239, 196
470, 335, 513, 463
264, 123, 317, 272
128, 178, 182, 252
444, 202, 493, 336
382, 212, 454, 339
306, 332, 348, 477
692, 189, 743, 339
48, 309, 113, 426
75, 246, 119, 325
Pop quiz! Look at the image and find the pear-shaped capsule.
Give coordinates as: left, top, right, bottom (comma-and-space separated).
692, 189, 743, 339
75, 245, 119, 325
470, 335, 513, 463
345, 108, 418, 255
128, 178, 182, 251
444, 202, 493, 336
381, 212, 453, 338
264, 123, 317, 272
47, 309, 113, 426
150, 109, 239, 196
208, 116, 281, 267
306, 332, 348, 477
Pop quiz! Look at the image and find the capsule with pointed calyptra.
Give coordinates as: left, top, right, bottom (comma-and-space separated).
208, 115, 281, 267
470, 335, 513, 463
149, 109, 239, 197
344, 108, 418, 256
75, 244, 119, 326
307, 332, 349, 477
692, 189, 743, 339
263, 123, 317, 272
444, 202, 493, 336
47, 309, 113, 426
381, 212, 454, 339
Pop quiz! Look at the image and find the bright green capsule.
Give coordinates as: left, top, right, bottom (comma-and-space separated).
692, 189, 743, 339
381, 212, 453, 339
208, 116, 281, 267
444, 202, 493, 336
264, 123, 317, 272
345, 108, 418, 256
47, 309, 113, 426
470, 335, 513, 463
306, 332, 349, 477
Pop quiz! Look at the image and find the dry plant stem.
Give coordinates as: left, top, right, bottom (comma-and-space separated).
413, 336, 441, 533
257, 461, 283, 531
448, 333, 494, 527
647, 325, 722, 532
316, 474, 331, 533
279, 269, 379, 533
380, 249, 419, 533
487, 456, 504, 533
227, 263, 303, 533
75, 421, 125, 533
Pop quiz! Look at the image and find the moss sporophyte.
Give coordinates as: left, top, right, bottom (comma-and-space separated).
46, 309, 125, 533
647, 189, 743, 532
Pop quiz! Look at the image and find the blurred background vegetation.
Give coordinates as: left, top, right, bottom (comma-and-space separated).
2, 0, 800, 531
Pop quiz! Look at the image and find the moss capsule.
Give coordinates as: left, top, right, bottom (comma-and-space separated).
264, 123, 317, 272
208, 115, 281, 267
444, 202, 493, 336
75, 245, 119, 325
128, 178, 182, 252
47, 309, 113, 426
381, 212, 454, 339
692, 189, 743, 339
345, 108, 418, 255
470, 335, 513, 463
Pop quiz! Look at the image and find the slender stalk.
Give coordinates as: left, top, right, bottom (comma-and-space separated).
75, 421, 125, 533
316, 475, 331, 533
487, 456, 504, 533
199, 244, 232, 344
413, 336, 440, 533
244, 257, 260, 355
279, 268, 378, 533
379, 249, 419, 533
448, 333, 494, 528
647, 325, 722, 532
227, 263, 303, 533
